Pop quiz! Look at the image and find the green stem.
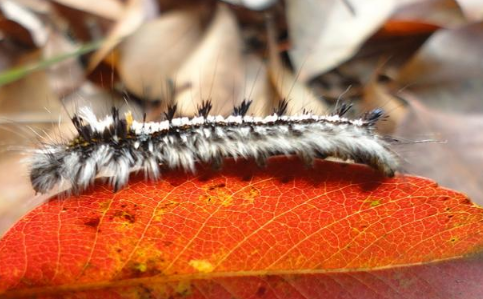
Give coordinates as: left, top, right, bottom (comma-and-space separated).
0, 40, 102, 87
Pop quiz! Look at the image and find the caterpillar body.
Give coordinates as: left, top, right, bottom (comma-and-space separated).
29, 100, 399, 194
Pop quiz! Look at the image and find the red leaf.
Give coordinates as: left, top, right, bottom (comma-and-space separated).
1, 157, 483, 298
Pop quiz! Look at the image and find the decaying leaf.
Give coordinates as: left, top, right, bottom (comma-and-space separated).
87, 0, 158, 72
395, 22, 483, 113
455, 0, 483, 21
240, 54, 274, 117
0, 51, 61, 116
43, 31, 85, 97
51, 0, 124, 21
0, 51, 62, 238
286, 0, 395, 81
392, 0, 467, 27
395, 94, 483, 207
0, 0, 49, 47
362, 80, 408, 134
397, 22, 483, 85
117, 8, 205, 101
266, 16, 327, 115
175, 4, 245, 116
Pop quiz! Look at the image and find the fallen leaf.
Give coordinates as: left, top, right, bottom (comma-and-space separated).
1, 157, 483, 298
455, 0, 483, 21
0, 0, 49, 47
315, 20, 433, 103
42, 31, 85, 97
392, 0, 467, 27
286, 0, 396, 81
0, 153, 49, 237
51, 0, 124, 21
394, 94, 483, 207
0, 50, 63, 238
117, 8, 205, 101
0, 81, 142, 237
0, 40, 100, 87
396, 22, 483, 85
240, 54, 274, 117
0, 51, 61, 117
50, 1, 112, 42
0, 128, 46, 237
266, 16, 327, 115
175, 4, 245, 116
362, 80, 408, 134
395, 22, 483, 113
11, 0, 49, 14
87, 0, 158, 72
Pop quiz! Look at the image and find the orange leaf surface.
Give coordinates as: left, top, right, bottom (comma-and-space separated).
1, 157, 483, 298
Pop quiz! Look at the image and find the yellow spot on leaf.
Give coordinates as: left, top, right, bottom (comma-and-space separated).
240, 186, 260, 205
189, 259, 214, 273
98, 201, 110, 212
364, 196, 383, 207
175, 280, 192, 296
370, 200, 381, 207
200, 186, 233, 206
133, 262, 147, 272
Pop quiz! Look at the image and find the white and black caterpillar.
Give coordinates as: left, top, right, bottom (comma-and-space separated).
29, 100, 399, 194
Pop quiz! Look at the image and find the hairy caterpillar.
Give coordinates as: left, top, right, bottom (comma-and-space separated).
29, 100, 399, 194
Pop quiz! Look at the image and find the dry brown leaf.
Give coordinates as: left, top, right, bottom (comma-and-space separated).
397, 22, 483, 84
241, 54, 275, 117
286, 0, 395, 81
395, 22, 483, 113
396, 76, 483, 114
117, 9, 205, 101
0, 50, 63, 237
0, 148, 53, 237
61, 82, 144, 120
12, 0, 50, 14
175, 4, 245, 117
392, 0, 467, 27
0, 39, 30, 71
87, 0, 158, 72
0, 51, 61, 115
43, 31, 85, 97
395, 93, 483, 206
52, 0, 124, 20
0, 119, 52, 232
362, 81, 408, 134
0, 82, 143, 237
455, 0, 483, 21
0, 163, 49, 237
266, 15, 326, 115
0, 0, 49, 47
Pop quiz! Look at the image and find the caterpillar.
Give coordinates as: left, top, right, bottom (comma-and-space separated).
28, 100, 399, 194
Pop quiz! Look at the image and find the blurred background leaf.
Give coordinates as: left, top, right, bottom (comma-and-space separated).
0, 0, 482, 235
